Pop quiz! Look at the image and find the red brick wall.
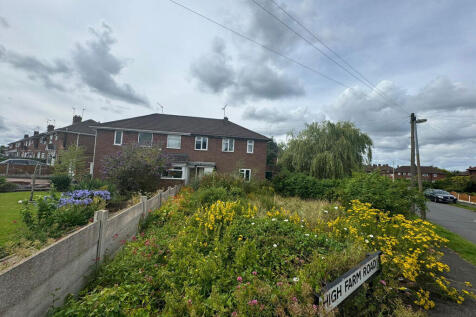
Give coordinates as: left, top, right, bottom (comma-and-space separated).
93, 130, 267, 180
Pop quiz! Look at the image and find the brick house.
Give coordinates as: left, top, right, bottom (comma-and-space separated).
394, 165, 447, 182
7, 115, 97, 170
467, 166, 476, 176
91, 113, 269, 184
365, 164, 394, 177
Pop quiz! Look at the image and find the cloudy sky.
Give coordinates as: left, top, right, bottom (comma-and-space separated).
1, 0, 475, 170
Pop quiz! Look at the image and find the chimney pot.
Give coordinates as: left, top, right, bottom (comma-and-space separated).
24, 134, 29, 139
34, 131, 39, 136
73, 115, 82, 124
224, 116, 229, 121
47, 124, 55, 132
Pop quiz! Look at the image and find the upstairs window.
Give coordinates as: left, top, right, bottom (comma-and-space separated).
167, 135, 181, 149
195, 136, 208, 150
222, 138, 234, 152
239, 169, 251, 182
114, 130, 123, 145
138, 132, 153, 146
247, 140, 254, 153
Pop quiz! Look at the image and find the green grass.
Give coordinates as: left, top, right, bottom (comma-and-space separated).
0, 192, 31, 246
432, 223, 476, 266
455, 202, 476, 212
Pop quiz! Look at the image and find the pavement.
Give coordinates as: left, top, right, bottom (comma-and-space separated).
425, 202, 476, 316
426, 201, 476, 244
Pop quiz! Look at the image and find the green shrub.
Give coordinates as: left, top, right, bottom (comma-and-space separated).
50, 174, 72, 192
0, 177, 18, 192
194, 186, 244, 206
273, 171, 340, 201
339, 172, 426, 216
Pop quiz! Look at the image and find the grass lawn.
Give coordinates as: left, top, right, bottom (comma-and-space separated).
0, 192, 31, 246
433, 223, 476, 267
456, 202, 476, 212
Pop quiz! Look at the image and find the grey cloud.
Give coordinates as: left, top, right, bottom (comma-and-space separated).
0, 16, 9, 28
191, 38, 304, 101
0, 115, 8, 132
190, 37, 235, 93
243, 105, 325, 136
0, 45, 72, 91
73, 22, 149, 107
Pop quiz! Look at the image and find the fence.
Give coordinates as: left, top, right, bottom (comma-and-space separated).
0, 185, 180, 317
450, 191, 475, 204
0, 164, 53, 177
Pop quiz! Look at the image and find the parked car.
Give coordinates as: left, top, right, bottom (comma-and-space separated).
424, 189, 457, 203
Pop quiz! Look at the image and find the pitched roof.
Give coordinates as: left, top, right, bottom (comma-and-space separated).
92, 113, 269, 141
395, 165, 446, 174
56, 119, 98, 135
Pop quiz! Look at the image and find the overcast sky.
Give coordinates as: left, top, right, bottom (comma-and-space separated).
1, 0, 475, 171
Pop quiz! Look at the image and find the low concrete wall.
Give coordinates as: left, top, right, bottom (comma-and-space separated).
0, 184, 180, 317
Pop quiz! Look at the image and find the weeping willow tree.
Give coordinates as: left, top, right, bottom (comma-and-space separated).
279, 121, 373, 179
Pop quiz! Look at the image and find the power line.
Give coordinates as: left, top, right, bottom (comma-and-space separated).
167, 0, 348, 88
253, 0, 411, 115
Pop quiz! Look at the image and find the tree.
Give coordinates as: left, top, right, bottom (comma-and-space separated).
102, 145, 170, 196
279, 121, 372, 179
266, 137, 280, 169
54, 145, 88, 181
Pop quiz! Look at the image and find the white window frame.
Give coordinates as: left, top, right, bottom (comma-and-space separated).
114, 130, 123, 145
433, 173, 438, 177
195, 136, 208, 151
138, 132, 153, 147
167, 135, 181, 149
239, 169, 251, 182
222, 138, 235, 152
247, 140, 254, 153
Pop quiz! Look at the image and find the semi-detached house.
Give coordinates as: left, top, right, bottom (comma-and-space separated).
91, 113, 270, 184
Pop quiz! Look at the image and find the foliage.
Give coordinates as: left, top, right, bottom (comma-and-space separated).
20, 189, 109, 240
72, 176, 110, 190
0, 176, 18, 192
273, 171, 340, 201
102, 145, 169, 197
339, 172, 426, 216
53, 182, 474, 316
328, 200, 475, 311
50, 174, 72, 192
54, 145, 88, 181
266, 137, 280, 169
279, 121, 373, 179
431, 176, 476, 193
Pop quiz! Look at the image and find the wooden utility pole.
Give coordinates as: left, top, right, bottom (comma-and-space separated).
410, 113, 416, 188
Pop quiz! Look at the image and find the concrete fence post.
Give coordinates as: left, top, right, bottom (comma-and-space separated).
158, 190, 162, 207
94, 209, 109, 267
6, 163, 9, 176
141, 195, 148, 219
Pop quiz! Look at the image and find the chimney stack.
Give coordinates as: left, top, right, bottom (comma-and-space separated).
73, 115, 82, 124
34, 131, 39, 136
24, 134, 29, 139
47, 124, 55, 132
224, 116, 229, 121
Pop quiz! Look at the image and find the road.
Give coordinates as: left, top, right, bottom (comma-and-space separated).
426, 201, 476, 244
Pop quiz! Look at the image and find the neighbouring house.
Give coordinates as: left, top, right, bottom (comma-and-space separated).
7, 115, 97, 171
394, 165, 447, 182
365, 164, 394, 178
467, 166, 476, 176
91, 113, 270, 184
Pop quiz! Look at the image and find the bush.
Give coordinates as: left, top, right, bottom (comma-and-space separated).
273, 171, 340, 201
0, 177, 18, 192
339, 172, 426, 216
50, 174, 72, 192
194, 186, 244, 206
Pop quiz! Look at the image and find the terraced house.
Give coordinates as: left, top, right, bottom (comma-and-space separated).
91, 113, 269, 184
7, 115, 97, 169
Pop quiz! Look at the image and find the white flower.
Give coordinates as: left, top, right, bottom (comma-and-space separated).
251, 222, 255, 225
344, 228, 348, 231
314, 235, 317, 238
323, 210, 328, 214
321, 256, 325, 260
284, 219, 289, 222
272, 218, 277, 221
334, 206, 338, 210
273, 243, 278, 248
18, 200, 23, 204
292, 277, 299, 282
365, 239, 369, 243
368, 234, 374, 238
301, 225, 304, 228
305, 233, 310, 236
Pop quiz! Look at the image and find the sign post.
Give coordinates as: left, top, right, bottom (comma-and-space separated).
319, 251, 382, 311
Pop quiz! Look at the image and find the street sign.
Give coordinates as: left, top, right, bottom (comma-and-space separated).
319, 251, 381, 311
